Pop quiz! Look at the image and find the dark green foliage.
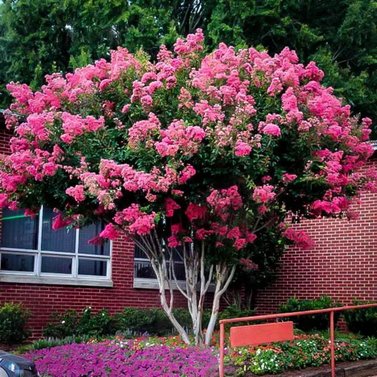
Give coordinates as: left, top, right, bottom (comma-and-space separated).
0, 302, 29, 344
115, 307, 211, 336
219, 304, 255, 321
279, 296, 341, 331
223, 228, 285, 311
43, 307, 116, 338
344, 303, 377, 336
43, 306, 213, 338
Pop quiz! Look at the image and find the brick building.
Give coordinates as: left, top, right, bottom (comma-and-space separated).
0, 113, 376, 337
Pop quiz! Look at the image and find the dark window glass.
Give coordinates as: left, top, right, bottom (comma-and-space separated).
41, 208, 75, 253
134, 245, 185, 280
134, 259, 156, 279
78, 223, 110, 256
1, 209, 38, 250
78, 259, 107, 276
41, 256, 72, 274
1, 253, 34, 272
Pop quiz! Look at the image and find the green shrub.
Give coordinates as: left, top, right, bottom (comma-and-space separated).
219, 304, 255, 321
0, 302, 29, 344
279, 296, 341, 331
115, 307, 189, 336
44, 306, 214, 339
43, 309, 79, 338
344, 303, 377, 336
77, 308, 115, 337
43, 307, 116, 338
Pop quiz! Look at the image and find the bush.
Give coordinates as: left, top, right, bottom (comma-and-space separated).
44, 306, 214, 339
344, 302, 377, 336
115, 307, 209, 336
279, 296, 341, 331
43, 307, 116, 338
0, 302, 29, 344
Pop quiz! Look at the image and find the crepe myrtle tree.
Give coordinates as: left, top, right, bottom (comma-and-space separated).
0, 30, 376, 346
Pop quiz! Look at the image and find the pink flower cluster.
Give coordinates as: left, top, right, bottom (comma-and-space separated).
1, 29, 376, 254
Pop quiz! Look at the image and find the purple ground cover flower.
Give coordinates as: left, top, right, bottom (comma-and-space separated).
24, 342, 218, 376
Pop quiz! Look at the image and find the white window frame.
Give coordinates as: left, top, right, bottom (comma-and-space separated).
0, 207, 113, 287
133, 247, 186, 290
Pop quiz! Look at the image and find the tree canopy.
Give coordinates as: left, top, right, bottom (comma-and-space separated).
1, 30, 375, 345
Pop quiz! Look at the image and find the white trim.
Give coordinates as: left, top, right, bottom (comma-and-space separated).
133, 277, 186, 290
0, 273, 113, 287
133, 277, 215, 292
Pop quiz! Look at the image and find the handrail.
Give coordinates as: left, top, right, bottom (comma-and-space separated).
219, 303, 377, 377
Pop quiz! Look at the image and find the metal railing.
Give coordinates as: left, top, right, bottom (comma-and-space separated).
219, 303, 377, 377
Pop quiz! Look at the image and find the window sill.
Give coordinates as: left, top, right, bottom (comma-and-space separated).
0, 274, 113, 287
133, 278, 215, 292
133, 277, 186, 290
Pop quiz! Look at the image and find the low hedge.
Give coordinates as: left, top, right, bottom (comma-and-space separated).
279, 296, 341, 331
44, 306, 215, 338
344, 302, 377, 336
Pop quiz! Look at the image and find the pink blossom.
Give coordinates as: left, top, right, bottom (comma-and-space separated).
99, 223, 119, 240
165, 198, 181, 217
178, 165, 196, 184
234, 238, 247, 250
52, 213, 72, 230
262, 123, 281, 137
283, 228, 314, 250
235, 141, 252, 156
282, 173, 297, 183
66, 185, 86, 202
0, 193, 8, 207
253, 185, 276, 203
185, 203, 207, 221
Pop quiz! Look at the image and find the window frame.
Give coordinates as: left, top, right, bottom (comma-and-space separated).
0, 207, 113, 287
133, 246, 186, 290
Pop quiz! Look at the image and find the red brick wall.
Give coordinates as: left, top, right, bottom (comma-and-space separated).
256, 161, 377, 313
0, 128, 11, 155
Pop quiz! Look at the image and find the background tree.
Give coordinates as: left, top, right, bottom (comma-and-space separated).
1, 30, 375, 345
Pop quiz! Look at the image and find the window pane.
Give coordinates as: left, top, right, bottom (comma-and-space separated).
78, 259, 107, 276
1, 209, 38, 250
1, 253, 34, 272
78, 223, 110, 256
41, 256, 72, 274
134, 260, 156, 279
41, 208, 75, 253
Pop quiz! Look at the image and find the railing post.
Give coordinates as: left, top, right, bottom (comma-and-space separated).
219, 321, 225, 377
330, 310, 335, 377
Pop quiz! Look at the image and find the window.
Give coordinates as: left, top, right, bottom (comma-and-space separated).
0, 207, 111, 285
134, 244, 186, 284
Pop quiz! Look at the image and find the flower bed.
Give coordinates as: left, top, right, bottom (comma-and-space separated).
22, 333, 377, 376
226, 334, 377, 375
24, 339, 218, 377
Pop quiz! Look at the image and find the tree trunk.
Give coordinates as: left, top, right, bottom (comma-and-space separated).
134, 234, 235, 346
